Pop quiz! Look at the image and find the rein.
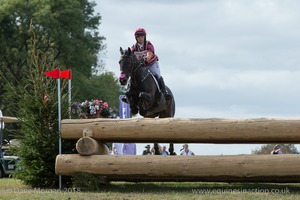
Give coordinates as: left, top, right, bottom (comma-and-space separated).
122, 53, 160, 91
131, 57, 144, 75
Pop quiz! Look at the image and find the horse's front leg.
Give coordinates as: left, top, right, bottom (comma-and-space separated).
123, 90, 139, 115
138, 92, 155, 116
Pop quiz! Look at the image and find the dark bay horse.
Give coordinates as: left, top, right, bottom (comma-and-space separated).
119, 47, 176, 155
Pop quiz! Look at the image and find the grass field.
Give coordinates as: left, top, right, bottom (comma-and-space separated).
0, 178, 300, 200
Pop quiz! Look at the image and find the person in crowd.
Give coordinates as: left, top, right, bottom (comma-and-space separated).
122, 143, 136, 155
150, 143, 162, 155
270, 144, 283, 154
161, 145, 169, 156
142, 144, 152, 155
180, 144, 195, 156
112, 143, 123, 155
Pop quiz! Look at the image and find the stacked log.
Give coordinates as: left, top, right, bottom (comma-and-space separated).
62, 118, 300, 143
76, 137, 109, 155
56, 154, 300, 183
56, 117, 300, 182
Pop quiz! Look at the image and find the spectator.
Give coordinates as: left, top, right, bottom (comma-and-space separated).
180, 144, 195, 156
169, 143, 177, 155
161, 146, 169, 156
270, 144, 283, 155
151, 143, 162, 155
112, 143, 123, 155
142, 145, 152, 155
122, 143, 136, 155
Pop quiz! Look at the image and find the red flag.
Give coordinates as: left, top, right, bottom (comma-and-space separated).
60, 69, 72, 80
45, 68, 60, 79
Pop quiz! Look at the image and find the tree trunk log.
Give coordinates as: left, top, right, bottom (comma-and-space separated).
61, 118, 300, 143
56, 154, 300, 183
76, 137, 110, 156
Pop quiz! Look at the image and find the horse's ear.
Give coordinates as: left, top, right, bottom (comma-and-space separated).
120, 47, 124, 55
127, 47, 131, 54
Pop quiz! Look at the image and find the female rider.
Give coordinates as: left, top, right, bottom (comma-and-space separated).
124, 28, 171, 102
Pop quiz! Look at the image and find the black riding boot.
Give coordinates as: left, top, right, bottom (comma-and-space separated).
159, 77, 172, 101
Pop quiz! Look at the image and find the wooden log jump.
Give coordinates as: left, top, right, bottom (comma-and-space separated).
56, 154, 300, 183
76, 137, 110, 156
61, 118, 300, 143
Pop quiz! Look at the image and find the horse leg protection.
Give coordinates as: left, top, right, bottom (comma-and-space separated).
121, 96, 129, 103
121, 84, 135, 103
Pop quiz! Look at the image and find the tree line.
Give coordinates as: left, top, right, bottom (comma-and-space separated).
0, 0, 120, 188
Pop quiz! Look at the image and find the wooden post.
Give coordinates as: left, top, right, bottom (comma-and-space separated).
56, 154, 300, 183
61, 118, 300, 143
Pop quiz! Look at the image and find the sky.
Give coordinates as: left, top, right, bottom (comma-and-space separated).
95, 0, 300, 155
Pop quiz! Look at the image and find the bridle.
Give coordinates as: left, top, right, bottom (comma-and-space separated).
120, 53, 144, 79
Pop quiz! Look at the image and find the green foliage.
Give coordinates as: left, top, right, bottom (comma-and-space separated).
0, 0, 121, 188
3, 34, 69, 187
252, 144, 299, 154
0, 0, 106, 109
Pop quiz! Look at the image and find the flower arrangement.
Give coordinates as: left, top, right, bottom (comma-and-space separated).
72, 99, 110, 119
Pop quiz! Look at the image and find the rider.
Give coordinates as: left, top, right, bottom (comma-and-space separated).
122, 28, 171, 103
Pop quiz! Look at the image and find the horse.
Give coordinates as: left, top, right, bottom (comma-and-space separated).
119, 47, 176, 155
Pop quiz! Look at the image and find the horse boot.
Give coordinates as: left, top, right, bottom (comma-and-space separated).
121, 96, 129, 103
159, 76, 172, 101
121, 90, 132, 104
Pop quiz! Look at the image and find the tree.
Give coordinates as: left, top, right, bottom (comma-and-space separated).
252, 144, 299, 155
0, 0, 106, 110
3, 33, 70, 187
0, 0, 121, 187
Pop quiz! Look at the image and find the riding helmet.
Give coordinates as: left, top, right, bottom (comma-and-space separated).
134, 28, 147, 37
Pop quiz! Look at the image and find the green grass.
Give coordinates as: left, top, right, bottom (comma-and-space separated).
0, 178, 300, 199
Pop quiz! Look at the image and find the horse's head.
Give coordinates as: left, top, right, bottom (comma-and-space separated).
119, 47, 134, 85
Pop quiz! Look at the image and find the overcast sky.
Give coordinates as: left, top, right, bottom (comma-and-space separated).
95, 0, 300, 155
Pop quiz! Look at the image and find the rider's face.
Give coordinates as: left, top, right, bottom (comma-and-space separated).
136, 35, 145, 44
